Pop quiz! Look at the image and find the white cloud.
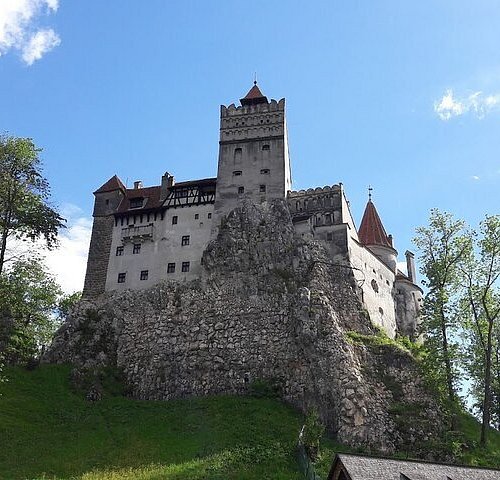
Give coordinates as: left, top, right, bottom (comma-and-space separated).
4, 204, 92, 294
0, 0, 60, 65
472, 175, 480, 181
434, 89, 500, 120
43, 204, 92, 294
21, 27, 60, 65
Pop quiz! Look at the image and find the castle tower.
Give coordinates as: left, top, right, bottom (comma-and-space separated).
212, 82, 292, 228
358, 197, 397, 272
82, 175, 125, 297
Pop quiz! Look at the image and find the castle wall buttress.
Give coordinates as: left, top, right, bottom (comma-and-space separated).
83, 215, 114, 297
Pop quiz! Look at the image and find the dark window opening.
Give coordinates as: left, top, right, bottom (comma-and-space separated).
195, 213, 199, 219
234, 147, 242, 163
233, 170, 242, 176
326, 233, 333, 241
208, 213, 212, 219
167, 263, 175, 273
259, 185, 266, 193
140, 270, 148, 281
105, 199, 110, 205
117, 273, 126, 283
129, 197, 143, 209
260, 168, 270, 175
371, 279, 379, 293
133, 243, 141, 254
262, 144, 270, 151
172, 216, 178, 225
174, 188, 188, 198
181, 261, 190, 273
238, 186, 244, 194
181, 235, 190, 246
116, 246, 124, 256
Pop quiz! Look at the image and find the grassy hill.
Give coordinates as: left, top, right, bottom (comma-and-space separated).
0, 365, 312, 480
1, 365, 499, 480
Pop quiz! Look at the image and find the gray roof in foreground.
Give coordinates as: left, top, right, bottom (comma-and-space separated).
337, 454, 500, 480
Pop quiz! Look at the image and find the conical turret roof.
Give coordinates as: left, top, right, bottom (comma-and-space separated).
240, 82, 268, 106
358, 200, 393, 248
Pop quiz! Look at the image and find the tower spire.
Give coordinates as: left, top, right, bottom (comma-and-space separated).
368, 185, 373, 202
240, 81, 268, 106
358, 197, 392, 248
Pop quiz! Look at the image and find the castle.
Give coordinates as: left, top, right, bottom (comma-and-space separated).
82, 83, 422, 339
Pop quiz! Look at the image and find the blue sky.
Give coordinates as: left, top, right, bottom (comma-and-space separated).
1, 0, 499, 290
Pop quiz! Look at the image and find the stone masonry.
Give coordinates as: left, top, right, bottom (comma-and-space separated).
47, 199, 443, 454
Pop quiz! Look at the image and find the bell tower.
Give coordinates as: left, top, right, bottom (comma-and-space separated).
212, 82, 292, 228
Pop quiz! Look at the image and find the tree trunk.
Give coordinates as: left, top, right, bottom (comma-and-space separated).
480, 321, 494, 446
0, 225, 8, 276
440, 306, 455, 403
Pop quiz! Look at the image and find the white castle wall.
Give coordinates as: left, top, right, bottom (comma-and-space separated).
105, 203, 214, 291
348, 237, 397, 337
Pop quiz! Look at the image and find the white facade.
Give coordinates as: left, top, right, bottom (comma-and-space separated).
105, 202, 214, 291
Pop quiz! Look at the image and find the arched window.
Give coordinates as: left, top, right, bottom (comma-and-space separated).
371, 279, 379, 293
234, 147, 242, 164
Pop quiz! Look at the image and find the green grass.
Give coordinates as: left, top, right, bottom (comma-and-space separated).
0, 365, 305, 480
1, 365, 499, 480
455, 411, 500, 467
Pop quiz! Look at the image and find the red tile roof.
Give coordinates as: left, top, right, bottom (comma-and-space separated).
114, 177, 217, 214
94, 175, 126, 194
358, 200, 392, 248
240, 82, 268, 105
116, 186, 162, 213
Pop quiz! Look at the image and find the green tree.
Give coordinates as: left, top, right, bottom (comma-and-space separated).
460, 215, 500, 446
57, 291, 81, 320
414, 209, 471, 406
0, 135, 65, 276
0, 257, 62, 364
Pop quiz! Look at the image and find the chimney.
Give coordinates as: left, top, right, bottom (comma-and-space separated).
134, 180, 143, 189
405, 250, 416, 283
160, 172, 175, 200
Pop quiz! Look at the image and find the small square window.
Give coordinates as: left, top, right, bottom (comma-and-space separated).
260, 169, 270, 175
238, 186, 244, 194
182, 261, 190, 273
117, 273, 126, 283
195, 213, 199, 219
208, 213, 212, 219
140, 270, 148, 281
262, 144, 270, 151
116, 246, 124, 256
181, 235, 190, 246
259, 185, 266, 193
167, 263, 175, 273
172, 216, 178, 225
133, 243, 141, 254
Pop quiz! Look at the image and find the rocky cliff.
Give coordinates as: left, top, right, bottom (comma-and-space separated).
46, 199, 443, 454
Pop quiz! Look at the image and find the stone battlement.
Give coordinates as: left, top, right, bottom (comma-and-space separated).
288, 185, 342, 197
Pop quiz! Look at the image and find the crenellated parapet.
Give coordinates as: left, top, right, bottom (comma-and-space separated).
287, 185, 343, 223
220, 99, 285, 143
